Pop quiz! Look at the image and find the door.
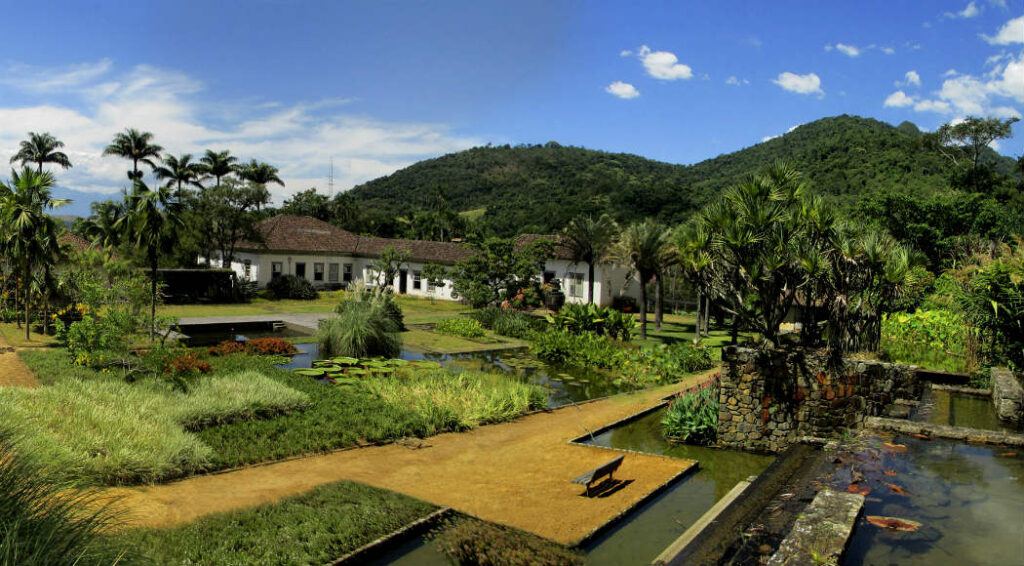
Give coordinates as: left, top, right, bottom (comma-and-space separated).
295, 262, 306, 278
398, 269, 408, 294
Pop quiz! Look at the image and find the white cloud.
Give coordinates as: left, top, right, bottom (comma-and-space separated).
943, 68, 960, 77
773, 72, 824, 96
881, 47, 896, 55
0, 61, 482, 204
945, 1, 981, 18
725, 76, 750, 86
913, 99, 952, 113
884, 90, 916, 107
835, 43, 860, 57
905, 70, 922, 87
605, 81, 640, 99
0, 59, 114, 92
637, 45, 693, 80
897, 50, 1023, 117
761, 124, 800, 143
619, 49, 632, 57
983, 15, 1024, 45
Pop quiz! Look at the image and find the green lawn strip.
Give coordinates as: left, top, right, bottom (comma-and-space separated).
115, 480, 436, 566
157, 293, 469, 321
0, 322, 60, 348
402, 328, 526, 354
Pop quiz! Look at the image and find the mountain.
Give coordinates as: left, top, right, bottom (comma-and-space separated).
345, 115, 1020, 236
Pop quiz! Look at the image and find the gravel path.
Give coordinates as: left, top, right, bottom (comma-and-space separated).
0, 335, 40, 388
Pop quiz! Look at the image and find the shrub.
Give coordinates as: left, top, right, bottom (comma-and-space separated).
434, 318, 486, 338
335, 281, 405, 330
317, 301, 401, 359
164, 352, 213, 378
208, 337, 299, 357
546, 303, 635, 340
432, 517, 583, 566
662, 380, 719, 445
530, 329, 624, 369
621, 342, 715, 385
0, 372, 309, 485
471, 308, 541, 339
881, 309, 973, 372
611, 295, 638, 312
266, 274, 317, 300
0, 433, 139, 566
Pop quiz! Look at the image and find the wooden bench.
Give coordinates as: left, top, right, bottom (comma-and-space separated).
571, 455, 624, 496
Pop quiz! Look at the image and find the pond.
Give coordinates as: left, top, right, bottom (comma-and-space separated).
178, 322, 311, 347
279, 342, 632, 408
839, 434, 1024, 566
912, 388, 1021, 433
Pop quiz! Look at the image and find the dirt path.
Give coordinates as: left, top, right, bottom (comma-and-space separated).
104, 372, 715, 545
0, 335, 40, 388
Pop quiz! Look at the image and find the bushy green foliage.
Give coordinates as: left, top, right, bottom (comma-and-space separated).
547, 303, 636, 340
958, 253, 1024, 370
365, 370, 546, 431
621, 342, 715, 385
471, 307, 541, 338
0, 433, 138, 566
530, 329, 624, 368
881, 309, 972, 372
662, 382, 720, 445
0, 370, 309, 485
434, 317, 486, 338
432, 517, 583, 566
449, 238, 553, 308
119, 481, 435, 566
317, 283, 403, 358
266, 274, 317, 300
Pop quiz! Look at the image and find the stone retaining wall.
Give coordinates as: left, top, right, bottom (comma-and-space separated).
718, 347, 920, 452
991, 367, 1023, 425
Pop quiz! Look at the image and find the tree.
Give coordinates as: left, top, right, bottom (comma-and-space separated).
281, 188, 332, 220
237, 159, 284, 187
610, 220, 673, 340
103, 128, 163, 181
0, 167, 70, 340
115, 181, 180, 340
194, 179, 269, 268
9, 132, 73, 174
153, 153, 205, 201
561, 214, 619, 304
933, 116, 1019, 170
200, 149, 238, 188
450, 238, 553, 308
371, 245, 412, 289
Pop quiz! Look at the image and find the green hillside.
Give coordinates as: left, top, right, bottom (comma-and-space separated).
344, 114, 1020, 236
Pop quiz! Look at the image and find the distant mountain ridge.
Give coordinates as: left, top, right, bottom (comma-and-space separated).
345, 115, 1019, 236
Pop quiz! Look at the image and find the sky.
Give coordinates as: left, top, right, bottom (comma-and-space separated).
0, 0, 1022, 216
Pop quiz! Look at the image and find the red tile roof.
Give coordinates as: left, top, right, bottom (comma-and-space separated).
514, 234, 574, 260
58, 232, 95, 253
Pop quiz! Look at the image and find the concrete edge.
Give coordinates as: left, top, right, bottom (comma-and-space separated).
864, 416, 1024, 446
328, 507, 455, 566
930, 383, 991, 396
651, 476, 755, 566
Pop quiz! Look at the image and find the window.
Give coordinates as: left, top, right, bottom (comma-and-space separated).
343, 263, 353, 282
412, 271, 422, 290
566, 272, 585, 298
271, 262, 283, 279
243, 259, 252, 280
328, 263, 339, 282
295, 262, 306, 278
543, 271, 555, 284
313, 263, 324, 281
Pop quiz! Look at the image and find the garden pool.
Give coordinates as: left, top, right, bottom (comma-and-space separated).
912, 387, 1021, 433
178, 322, 311, 347
279, 342, 631, 408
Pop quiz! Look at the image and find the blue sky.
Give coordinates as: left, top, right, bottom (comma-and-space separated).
1, 0, 1021, 216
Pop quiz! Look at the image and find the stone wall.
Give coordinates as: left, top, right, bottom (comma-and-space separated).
718, 347, 921, 452
991, 367, 1023, 425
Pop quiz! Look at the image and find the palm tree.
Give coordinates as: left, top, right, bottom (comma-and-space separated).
611, 220, 674, 340
200, 149, 238, 188
9, 132, 73, 173
153, 153, 205, 201
562, 214, 618, 304
115, 181, 180, 340
103, 128, 163, 181
0, 167, 70, 340
237, 159, 284, 187
676, 221, 716, 342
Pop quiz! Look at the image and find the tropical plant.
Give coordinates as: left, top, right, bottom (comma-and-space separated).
153, 153, 205, 200
115, 180, 181, 339
954, 238, 1024, 369
318, 284, 402, 358
434, 317, 486, 338
471, 307, 540, 338
0, 167, 70, 340
662, 381, 719, 444
530, 329, 623, 368
371, 245, 411, 289
610, 219, 674, 339
9, 132, 73, 173
562, 214, 618, 304
199, 149, 238, 188
545, 303, 636, 340
621, 342, 715, 386
103, 128, 163, 181
236, 159, 285, 187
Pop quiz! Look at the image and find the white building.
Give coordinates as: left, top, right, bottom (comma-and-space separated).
209, 215, 642, 307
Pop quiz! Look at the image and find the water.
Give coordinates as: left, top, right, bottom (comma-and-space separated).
579, 409, 775, 566
178, 322, 311, 347
840, 435, 1024, 566
913, 388, 1021, 433
279, 342, 631, 408
362, 535, 448, 566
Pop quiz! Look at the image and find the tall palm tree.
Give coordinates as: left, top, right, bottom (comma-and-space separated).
200, 149, 238, 188
103, 128, 163, 181
153, 153, 205, 201
562, 214, 619, 304
9, 132, 73, 173
115, 181, 180, 340
611, 220, 674, 340
0, 167, 70, 340
236, 159, 284, 187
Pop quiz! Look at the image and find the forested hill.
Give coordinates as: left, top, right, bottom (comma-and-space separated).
345, 115, 1019, 236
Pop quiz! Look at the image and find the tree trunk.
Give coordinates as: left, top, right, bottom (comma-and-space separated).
150, 253, 158, 341
639, 280, 648, 340
694, 292, 702, 342
23, 259, 31, 341
731, 316, 739, 345
703, 295, 710, 336
655, 275, 664, 330
587, 262, 595, 305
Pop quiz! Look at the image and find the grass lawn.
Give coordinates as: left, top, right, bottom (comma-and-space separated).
158, 293, 470, 324
0, 322, 60, 348
402, 328, 527, 354
116, 480, 436, 566
629, 312, 747, 356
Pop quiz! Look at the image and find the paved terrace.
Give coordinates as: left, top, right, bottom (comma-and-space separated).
102, 374, 713, 545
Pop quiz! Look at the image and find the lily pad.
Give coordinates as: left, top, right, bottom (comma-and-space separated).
293, 368, 326, 377
331, 357, 360, 365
